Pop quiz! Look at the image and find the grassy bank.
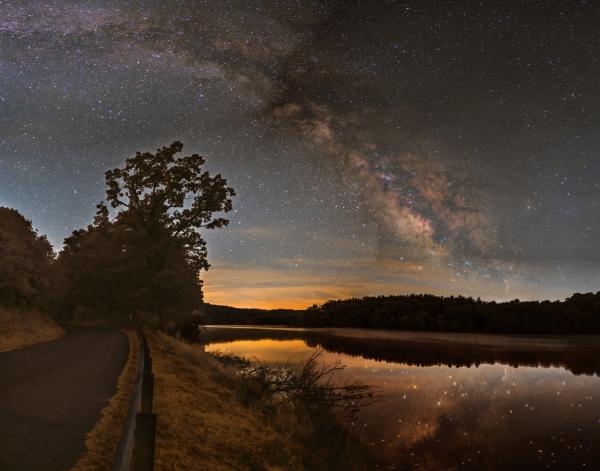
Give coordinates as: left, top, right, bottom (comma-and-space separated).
70, 330, 139, 471
0, 308, 65, 352
147, 331, 371, 470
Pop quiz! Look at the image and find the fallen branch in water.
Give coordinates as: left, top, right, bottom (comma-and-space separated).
236, 347, 379, 418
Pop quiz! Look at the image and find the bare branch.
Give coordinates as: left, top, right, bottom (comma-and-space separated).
235, 347, 380, 419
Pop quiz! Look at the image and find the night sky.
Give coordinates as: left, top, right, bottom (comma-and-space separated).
2, 1, 599, 308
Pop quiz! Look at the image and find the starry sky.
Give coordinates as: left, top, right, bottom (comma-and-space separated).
1, 0, 599, 308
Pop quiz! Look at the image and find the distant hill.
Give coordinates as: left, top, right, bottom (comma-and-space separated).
200, 303, 306, 326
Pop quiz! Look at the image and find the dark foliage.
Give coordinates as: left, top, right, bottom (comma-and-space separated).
305, 293, 600, 334
0, 207, 54, 310
53, 219, 202, 326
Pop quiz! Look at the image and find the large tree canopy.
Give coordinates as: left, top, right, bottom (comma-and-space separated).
0, 207, 53, 309
56, 142, 235, 326
102, 141, 234, 273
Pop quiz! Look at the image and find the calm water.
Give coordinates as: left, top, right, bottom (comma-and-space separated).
202, 326, 600, 470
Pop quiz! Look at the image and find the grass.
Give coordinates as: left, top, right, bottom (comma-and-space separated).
0, 308, 65, 352
147, 331, 371, 470
70, 330, 140, 471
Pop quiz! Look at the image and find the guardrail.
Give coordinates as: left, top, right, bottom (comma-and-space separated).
113, 329, 156, 471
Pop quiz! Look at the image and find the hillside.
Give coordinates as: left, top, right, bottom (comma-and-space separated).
0, 309, 64, 352
201, 303, 306, 326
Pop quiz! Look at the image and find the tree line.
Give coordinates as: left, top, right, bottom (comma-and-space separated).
304, 294, 600, 334
0, 142, 234, 329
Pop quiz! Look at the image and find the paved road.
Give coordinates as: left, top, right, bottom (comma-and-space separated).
0, 325, 128, 471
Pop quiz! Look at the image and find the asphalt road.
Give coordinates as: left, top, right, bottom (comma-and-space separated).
0, 325, 128, 471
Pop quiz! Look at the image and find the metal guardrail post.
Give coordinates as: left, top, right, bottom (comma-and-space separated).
113, 328, 156, 471
134, 413, 156, 471
141, 372, 154, 414
112, 330, 145, 471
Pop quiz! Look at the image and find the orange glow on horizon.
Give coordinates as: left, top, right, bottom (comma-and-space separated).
202, 259, 551, 310
205, 299, 316, 310
203, 292, 322, 310
201, 264, 420, 310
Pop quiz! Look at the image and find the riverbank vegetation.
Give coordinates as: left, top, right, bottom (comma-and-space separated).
147, 331, 372, 470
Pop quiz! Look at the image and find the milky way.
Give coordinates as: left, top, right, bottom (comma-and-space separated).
1, 1, 599, 307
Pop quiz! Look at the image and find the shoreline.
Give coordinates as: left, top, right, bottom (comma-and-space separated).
146, 331, 372, 470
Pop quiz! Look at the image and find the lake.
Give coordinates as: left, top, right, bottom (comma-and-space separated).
201, 326, 600, 470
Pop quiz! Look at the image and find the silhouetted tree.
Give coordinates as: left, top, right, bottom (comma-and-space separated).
0, 207, 53, 309
55, 142, 235, 327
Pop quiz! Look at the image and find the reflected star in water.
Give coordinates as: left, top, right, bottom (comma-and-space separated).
203, 326, 600, 469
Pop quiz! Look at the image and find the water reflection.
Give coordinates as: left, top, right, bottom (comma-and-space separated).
202, 326, 600, 376
203, 326, 600, 470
